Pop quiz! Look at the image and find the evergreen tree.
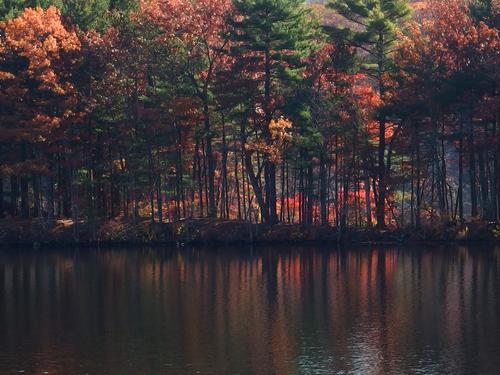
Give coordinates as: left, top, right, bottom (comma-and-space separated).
327, 0, 411, 228
1, 0, 138, 28
228, 0, 321, 223
109, 0, 137, 13
0, 0, 60, 19
61, 0, 110, 31
469, 0, 500, 29
61, 0, 138, 31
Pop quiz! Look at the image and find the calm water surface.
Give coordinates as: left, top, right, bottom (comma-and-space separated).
1, 245, 500, 374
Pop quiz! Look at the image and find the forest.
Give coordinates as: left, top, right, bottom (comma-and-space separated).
0, 0, 499, 232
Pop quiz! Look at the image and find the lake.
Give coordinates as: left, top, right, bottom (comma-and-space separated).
1, 245, 500, 374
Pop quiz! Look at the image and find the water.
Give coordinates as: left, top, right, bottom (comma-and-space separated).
1, 245, 500, 374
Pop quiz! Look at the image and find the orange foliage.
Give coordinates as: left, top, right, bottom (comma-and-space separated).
398, 0, 499, 81
0, 7, 82, 174
141, 0, 231, 57
1, 7, 80, 92
245, 117, 293, 163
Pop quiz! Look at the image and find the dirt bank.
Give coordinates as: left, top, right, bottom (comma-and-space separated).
1, 217, 499, 248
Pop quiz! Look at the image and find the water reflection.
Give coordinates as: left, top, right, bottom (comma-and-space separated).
1, 245, 500, 374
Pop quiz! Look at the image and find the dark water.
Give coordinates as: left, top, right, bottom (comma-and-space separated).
1, 245, 500, 374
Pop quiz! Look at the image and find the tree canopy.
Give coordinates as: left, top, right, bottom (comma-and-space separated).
0, 0, 499, 230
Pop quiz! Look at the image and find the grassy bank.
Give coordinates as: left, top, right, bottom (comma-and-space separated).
0, 218, 499, 248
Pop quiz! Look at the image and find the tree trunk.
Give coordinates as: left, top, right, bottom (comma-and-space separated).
33, 174, 40, 217
235, 138, 242, 220
468, 115, 478, 217
364, 170, 372, 227
195, 139, 204, 217
306, 164, 314, 224
494, 118, 499, 220
204, 97, 216, 218
221, 114, 229, 219
0, 175, 3, 217
376, 118, 386, 228
438, 121, 447, 218
478, 150, 491, 220
415, 123, 421, 229
264, 49, 277, 224
458, 121, 464, 221
319, 154, 328, 226
241, 121, 266, 222
157, 174, 163, 224
20, 176, 29, 219
47, 176, 54, 221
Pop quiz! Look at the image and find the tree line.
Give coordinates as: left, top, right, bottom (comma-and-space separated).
0, 0, 498, 229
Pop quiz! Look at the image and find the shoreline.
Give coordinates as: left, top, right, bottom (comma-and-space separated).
1, 218, 498, 248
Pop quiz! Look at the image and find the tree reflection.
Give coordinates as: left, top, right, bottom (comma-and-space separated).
1, 245, 499, 374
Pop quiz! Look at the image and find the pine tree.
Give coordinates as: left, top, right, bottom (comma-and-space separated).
469, 0, 500, 29
327, 0, 411, 228
61, 0, 138, 31
228, 0, 321, 224
61, 0, 111, 31
0, 0, 61, 19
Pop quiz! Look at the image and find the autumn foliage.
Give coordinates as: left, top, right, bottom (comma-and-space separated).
0, 0, 499, 228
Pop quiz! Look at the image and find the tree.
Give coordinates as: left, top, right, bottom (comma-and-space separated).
61, 0, 111, 31
0, 0, 61, 19
143, 0, 232, 218
61, 0, 138, 31
469, 0, 500, 29
227, 0, 321, 223
327, 0, 411, 228
395, 0, 499, 223
0, 6, 81, 218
